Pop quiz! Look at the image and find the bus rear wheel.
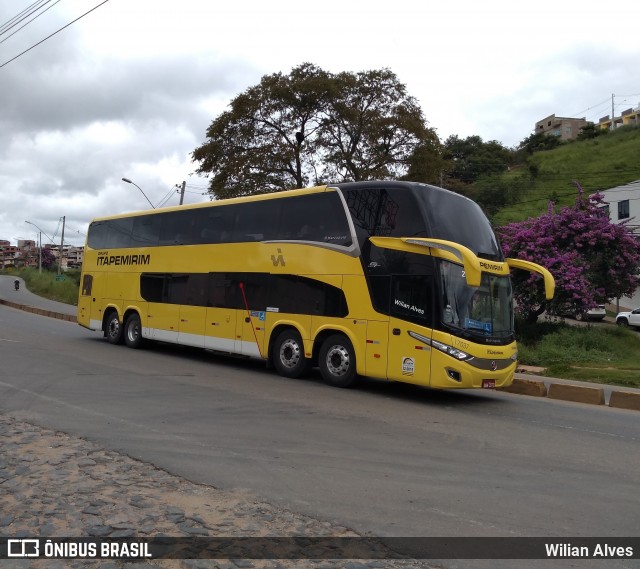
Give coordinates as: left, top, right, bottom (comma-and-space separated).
124, 313, 144, 349
319, 334, 357, 388
105, 311, 123, 345
272, 329, 310, 379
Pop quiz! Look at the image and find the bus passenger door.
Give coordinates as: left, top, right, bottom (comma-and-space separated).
235, 274, 268, 358
386, 275, 433, 387
237, 311, 266, 358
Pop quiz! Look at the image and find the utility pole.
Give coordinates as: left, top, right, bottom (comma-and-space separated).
179, 181, 186, 205
612, 93, 615, 130
58, 216, 65, 275
38, 231, 41, 274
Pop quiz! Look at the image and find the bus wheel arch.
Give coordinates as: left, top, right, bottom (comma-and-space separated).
316, 331, 358, 388
270, 325, 311, 379
104, 308, 123, 345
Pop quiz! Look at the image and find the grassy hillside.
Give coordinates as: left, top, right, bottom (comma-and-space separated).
493, 126, 640, 226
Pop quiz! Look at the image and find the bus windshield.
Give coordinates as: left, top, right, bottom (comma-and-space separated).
440, 260, 514, 341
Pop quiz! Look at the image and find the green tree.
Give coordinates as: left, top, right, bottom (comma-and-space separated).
192, 63, 330, 198
319, 68, 437, 182
577, 123, 607, 140
402, 140, 444, 185
517, 132, 562, 155
192, 64, 438, 199
442, 135, 513, 187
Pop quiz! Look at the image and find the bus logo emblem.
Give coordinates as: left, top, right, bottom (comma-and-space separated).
271, 248, 285, 267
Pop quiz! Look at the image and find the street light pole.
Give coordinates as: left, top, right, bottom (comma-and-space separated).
25, 221, 53, 273
58, 216, 65, 275
121, 177, 156, 209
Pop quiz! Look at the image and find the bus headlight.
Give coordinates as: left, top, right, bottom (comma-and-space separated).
407, 331, 472, 361
431, 339, 472, 361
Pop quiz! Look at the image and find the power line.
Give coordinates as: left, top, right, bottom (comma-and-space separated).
0, 0, 64, 47
0, 0, 50, 34
0, 0, 110, 70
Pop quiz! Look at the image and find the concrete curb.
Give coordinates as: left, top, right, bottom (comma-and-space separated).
502, 378, 640, 412
500, 378, 547, 397
0, 298, 76, 323
547, 383, 605, 405
609, 390, 640, 411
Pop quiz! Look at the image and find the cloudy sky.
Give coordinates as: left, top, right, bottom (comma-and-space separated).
1, 0, 638, 247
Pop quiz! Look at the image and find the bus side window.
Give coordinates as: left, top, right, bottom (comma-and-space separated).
390, 275, 433, 326
184, 274, 209, 306
141, 273, 168, 303
81, 274, 93, 296
208, 273, 233, 308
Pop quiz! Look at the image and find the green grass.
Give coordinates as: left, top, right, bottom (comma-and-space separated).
517, 319, 640, 387
494, 126, 640, 225
5, 267, 80, 305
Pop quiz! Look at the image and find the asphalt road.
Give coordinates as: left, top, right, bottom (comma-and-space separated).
1, 302, 639, 569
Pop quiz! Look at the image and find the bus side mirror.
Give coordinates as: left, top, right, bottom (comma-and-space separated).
506, 258, 555, 300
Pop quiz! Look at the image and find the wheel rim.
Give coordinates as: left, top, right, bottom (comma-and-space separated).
325, 345, 350, 377
127, 320, 140, 343
279, 339, 301, 369
108, 319, 120, 339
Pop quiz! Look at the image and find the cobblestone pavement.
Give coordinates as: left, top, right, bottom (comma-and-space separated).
0, 414, 439, 569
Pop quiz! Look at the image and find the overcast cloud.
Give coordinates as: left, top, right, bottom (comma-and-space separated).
1, 0, 638, 247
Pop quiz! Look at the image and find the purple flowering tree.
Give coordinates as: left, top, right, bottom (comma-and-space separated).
497, 183, 640, 322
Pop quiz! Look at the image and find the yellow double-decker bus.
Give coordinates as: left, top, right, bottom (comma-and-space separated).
77, 181, 553, 389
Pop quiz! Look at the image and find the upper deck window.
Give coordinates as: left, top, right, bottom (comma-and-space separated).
87, 191, 352, 249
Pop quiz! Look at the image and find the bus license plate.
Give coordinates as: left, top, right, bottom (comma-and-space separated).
482, 379, 496, 389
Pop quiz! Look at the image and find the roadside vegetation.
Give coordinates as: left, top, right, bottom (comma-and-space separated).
4, 267, 80, 305
516, 318, 640, 388
491, 126, 640, 225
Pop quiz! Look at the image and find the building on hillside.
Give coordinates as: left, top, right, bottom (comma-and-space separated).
67, 246, 84, 269
599, 180, 640, 235
535, 114, 589, 141
0, 240, 19, 269
598, 105, 640, 131
0, 239, 83, 270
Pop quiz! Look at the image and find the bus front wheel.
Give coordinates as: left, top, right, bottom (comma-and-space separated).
124, 313, 144, 349
319, 334, 357, 388
105, 311, 123, 345
272, 329, 310, 379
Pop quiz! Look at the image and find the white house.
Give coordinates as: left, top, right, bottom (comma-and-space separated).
599, 180, 640, 310
599, 179, 640, 234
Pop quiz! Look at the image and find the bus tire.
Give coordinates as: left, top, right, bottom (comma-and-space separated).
272, 329, 310, 379
124, 313, 144, 349
105, 311, 123, 345
319, 334, 357, 388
